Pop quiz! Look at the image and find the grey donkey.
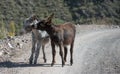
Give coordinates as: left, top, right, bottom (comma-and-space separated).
23, 15, 49, 64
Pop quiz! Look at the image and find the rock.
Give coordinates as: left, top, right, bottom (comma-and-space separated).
0, 50, 4, 56
8, 42, 14, 49
16, 43, 23, 49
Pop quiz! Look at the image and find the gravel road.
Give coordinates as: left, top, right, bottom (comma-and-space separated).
0, 25, 120, 74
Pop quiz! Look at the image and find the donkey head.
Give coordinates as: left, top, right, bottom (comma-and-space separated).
32, 13, 54, 31
23, 14, 39, 33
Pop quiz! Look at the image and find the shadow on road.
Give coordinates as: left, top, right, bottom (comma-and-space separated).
0, 61, 70, 68
0, 61, 51, 68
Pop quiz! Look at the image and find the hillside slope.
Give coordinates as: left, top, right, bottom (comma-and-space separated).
0, 0, 120, 25
0, 0, 120, 39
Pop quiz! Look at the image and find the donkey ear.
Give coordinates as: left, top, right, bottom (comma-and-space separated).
46, 13, 54, 24
32, 14, 38, 20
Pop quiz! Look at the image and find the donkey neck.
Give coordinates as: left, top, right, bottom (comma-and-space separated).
45, 25, 63, 42
45, 25, 57, 36
32, 29, 48, 38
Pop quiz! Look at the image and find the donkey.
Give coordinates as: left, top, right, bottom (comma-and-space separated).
32, 13, 76, 67
23, 15, 49, 64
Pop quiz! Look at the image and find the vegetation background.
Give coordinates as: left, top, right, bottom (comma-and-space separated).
0, 0, 120, 39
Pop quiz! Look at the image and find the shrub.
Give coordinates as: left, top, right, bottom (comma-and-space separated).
7, 21, 16, 37
53, 18, 65, 25
0, 20, 7, 39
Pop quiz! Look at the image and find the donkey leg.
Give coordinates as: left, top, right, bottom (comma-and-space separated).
51, 42, 56, 66
59, 44, 65, 67
34, 41, 41, 64
42, 45, 47, 63
29, 40, 36, 64
70, 42, 74, 66
64, 46, 68, 62
29, 46, 35, 64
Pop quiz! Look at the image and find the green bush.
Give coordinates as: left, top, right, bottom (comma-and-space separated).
53, 18, 65, 25
7, 21, 16, 37
0, 20, 8, 39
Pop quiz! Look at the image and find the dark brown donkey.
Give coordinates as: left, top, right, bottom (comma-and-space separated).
32, 13, 76, 67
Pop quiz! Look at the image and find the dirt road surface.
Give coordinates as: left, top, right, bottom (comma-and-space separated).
0, 25, 120, 74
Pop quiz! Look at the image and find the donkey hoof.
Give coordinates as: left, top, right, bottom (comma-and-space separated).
29, 61, 33, 64
33, 62, 37, 64
62, 65, 64, 67
62, 62, 65, 67
70, 62, 73, 66
44, 59, 47, 63
51, 63, 54, 67
29, 62, 32, 64
70, 60, 73, 66
62, 64, 65, 67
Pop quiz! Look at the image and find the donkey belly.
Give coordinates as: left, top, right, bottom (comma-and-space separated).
63, 32, 74, 45
63, 38, 73, 46
42, 37, 49, 45
63, 28, 75, 46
